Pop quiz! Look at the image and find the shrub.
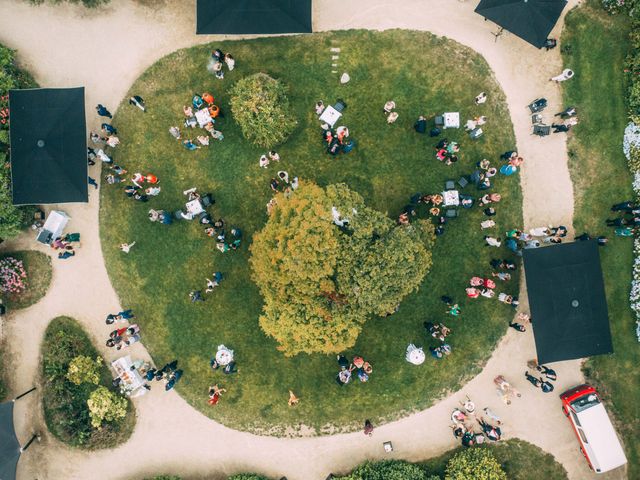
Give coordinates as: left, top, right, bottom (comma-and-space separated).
250, 181, 434, 355
0, 256, 26, 294
445, 448, 507, 480
87, 386, 128, 429
229, 72, 297, 148
66, 355, 102, 385
42, 317, 134, 448
337, 460, 434, 480
602, 0, 640, 18
228, 475, 270, 480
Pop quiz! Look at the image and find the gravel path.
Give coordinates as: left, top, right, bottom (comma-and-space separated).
0, 0, 624, 479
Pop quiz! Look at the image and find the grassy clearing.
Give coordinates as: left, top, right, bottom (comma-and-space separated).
560, 2, 639, 476
0, 250, 52, 310
101, 30, 522, 433
41, 316, 135, 449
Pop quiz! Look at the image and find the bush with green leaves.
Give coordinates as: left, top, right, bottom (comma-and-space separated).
445, 448, 507, 480
66, 355, 102, 385
229, 72, 297, 149
42, 317, 134, 448
87, 386, 128, 429
0, 43, 37, 240
336, 460, 437, 480
250, 181, 434, 356
228, 475, 270, 480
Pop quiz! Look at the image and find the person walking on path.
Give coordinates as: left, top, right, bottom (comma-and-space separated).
363, 419, 374, 436
88, 176, 98, 189
96, 104, 112, 118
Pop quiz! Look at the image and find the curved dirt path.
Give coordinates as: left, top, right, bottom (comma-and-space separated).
0, 0, 619, 479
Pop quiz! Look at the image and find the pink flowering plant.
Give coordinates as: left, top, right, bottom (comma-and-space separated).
0, 256, 27, 294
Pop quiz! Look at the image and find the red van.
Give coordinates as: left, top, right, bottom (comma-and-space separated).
560, 385, 627, 474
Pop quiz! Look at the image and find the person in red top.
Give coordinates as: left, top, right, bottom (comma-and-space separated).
208, 384, 226, 405
202, 92, 214, 105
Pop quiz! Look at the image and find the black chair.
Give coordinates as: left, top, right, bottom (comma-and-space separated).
528, 98, 547, 113
201, 194, 214, 207
334, 99, 347, 112
445, 180, 456, 191
445, 209, 458, 219
533, 124, 551, 137
458, 176, 469, 189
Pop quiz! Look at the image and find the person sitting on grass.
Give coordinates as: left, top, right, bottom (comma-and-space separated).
183, 139, 200, 150
205, 272, 223, 293
208, 384, 226, 405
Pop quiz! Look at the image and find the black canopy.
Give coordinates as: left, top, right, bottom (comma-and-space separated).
196, 0, 312, 34
0, 402, 20, 480
475, 0, 568, 49
9, 87, 88, 205
523, 241, 613, 364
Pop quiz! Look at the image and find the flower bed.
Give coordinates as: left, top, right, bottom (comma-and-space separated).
0, 256, 26, 295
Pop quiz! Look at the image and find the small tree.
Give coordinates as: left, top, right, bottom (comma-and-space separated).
339, 460, 433, 480
445, 448, 507, 480
230, 72, 297, 148
66, 355, 102, 385
87, 386, 127, 429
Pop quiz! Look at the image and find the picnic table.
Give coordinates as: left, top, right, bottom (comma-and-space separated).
195, 108, 212, 128
112, 355, 147, 397
319, 105, 342, 127
186, 199, 204, 216
443, 190, 460, 207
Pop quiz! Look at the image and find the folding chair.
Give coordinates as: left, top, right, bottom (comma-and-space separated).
445, 209, 459, 219
334, 99, 347, 112
445, 180, 456, 191
458, 176, 469, 189
532, 124, 551, 137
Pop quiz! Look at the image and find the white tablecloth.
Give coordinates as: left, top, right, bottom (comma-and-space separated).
36, 210, 69, 244
186, 199, 204, 216
195, 108, 212, 128
444, 112, 460, 129
215, 345, 234, 366
112, 355, 145, 391
443, 190, 460, 207
319, 106, 342, 127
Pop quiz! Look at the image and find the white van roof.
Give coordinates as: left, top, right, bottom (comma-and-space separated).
577, 403, 627, 473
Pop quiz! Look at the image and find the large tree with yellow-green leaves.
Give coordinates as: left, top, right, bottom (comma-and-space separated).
250, 181, 435, 356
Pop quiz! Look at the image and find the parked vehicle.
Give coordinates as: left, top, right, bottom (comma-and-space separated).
560, 384, 627, 474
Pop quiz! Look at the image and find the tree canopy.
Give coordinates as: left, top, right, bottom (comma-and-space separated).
445, 448, 507, 480
337, 460, 437, 480
250, 181, 434, 356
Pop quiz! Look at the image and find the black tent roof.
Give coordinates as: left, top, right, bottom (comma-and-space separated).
523, 241, 613, 364
9, 87, 88, 205
475, 0, 568, 49
0, 402, 20, 480
196, 0, 312, 34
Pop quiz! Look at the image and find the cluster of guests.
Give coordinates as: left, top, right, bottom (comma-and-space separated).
322, 125, 354, 155
486, 224, 568, 253
494, 375, 521, 405
259, 151, 280, 168
450, 398, 502, 447
51, 232, 81, 260
435, 138, 460, 165
525, 360, 557, 393
336, 354, 373, 385
423, 321, 452, 359
209, 355, 237, 374
106, 323, 140, 350
171, 92, 224, 150
143, 360, 183, 391
551, 105, 579, 133
208, 48, 235, 79
606, 200, 640, 237
188, 272, 225, 303
383, 100, 399, 123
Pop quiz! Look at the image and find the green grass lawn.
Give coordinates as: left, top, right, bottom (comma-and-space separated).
560, 3, 640, 476
101, 30, 522, 433
41, 316, 135, 449
0, 250, 52, 310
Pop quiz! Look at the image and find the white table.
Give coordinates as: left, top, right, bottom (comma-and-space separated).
112, 355, 145, 392
186, 199, 204, 216
36, 210, 69, 245
215, 344, 234, 366
319, 106, 342, 127
195, 108, 212, 128
444, 112, 460, 129
443, 190, 460, 207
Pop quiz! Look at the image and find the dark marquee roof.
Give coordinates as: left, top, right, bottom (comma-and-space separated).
523, 241, 613, 364
9, 87, 88, 205
475, 0, 568, 49
0, 402, 20, 480
196, 0, 312, 35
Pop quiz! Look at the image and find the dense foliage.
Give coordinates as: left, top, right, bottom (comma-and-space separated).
0, 44, 37, 239
602, 0, 640, 18
229, 72, 297, 148
227, 475, 270, 480
250, 181, 434, 355
42, 317, 134, 448
0, 250, 52, 309
627, 21, 640, 123
337, 460, 436, 480
66, 355, 102, 385
0, 256, 26, 294
445, 449, 506, 480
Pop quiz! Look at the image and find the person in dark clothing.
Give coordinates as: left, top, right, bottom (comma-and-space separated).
540, 380, 554, 393
189, 290, 205, 302
88, 176, 98, 189
555, 106, 576, 118
478, 418, 501, 441
129, 95, 146, 112
87, 147, 97, 166
611, 201, 637, 212
145, 368, 157, 381
552, 123, 571, 133
461, 431, 475, 447
96, 104, 112, 118
597, 236, 608, 246
575, 232, 591, 241
484, 207, 496, 216
337, 355, 350, 370
414, 116, 427, 133
223, 361, 237, 374
606, 217, 630, 226
536, 365, 557, 381
101, 123, 117, 135
423, 321, 436, 336
363, 419, 374, 436
509, 322, 526, 332
525, 371, 541, 388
